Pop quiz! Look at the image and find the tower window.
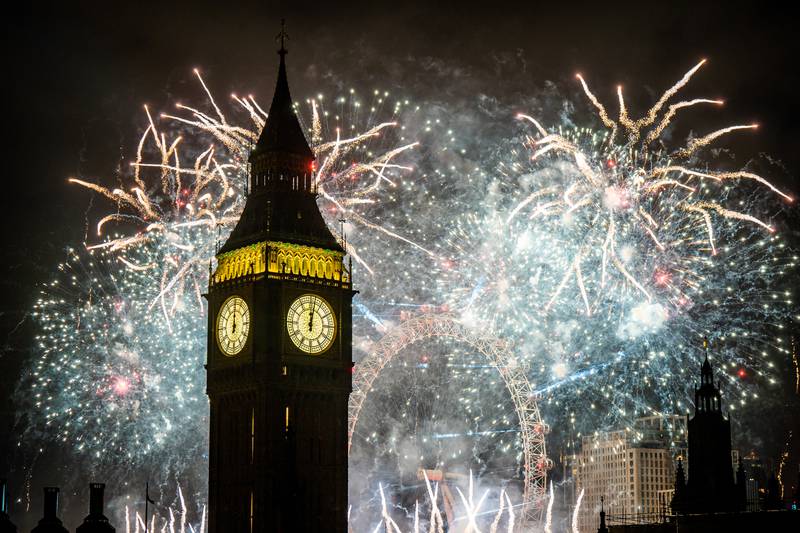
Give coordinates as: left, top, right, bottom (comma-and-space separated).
249, 491, 254, 533
250, 407, 255, 464
285, 406, 291, 431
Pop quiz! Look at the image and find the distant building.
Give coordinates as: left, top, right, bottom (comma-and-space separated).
574, 415, 684, 532
633, 415, 687, 462
765, 471, 784, 510
741, 450, 767, 511
671, 348, 746, 514
557, 451, 579, 531
593, 343, 800, 532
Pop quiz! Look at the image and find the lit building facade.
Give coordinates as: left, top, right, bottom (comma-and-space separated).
575, 416, 683, 533
742, 450, 767, 511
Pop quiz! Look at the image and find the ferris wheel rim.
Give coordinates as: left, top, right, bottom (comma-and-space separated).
347, 312, 548, 524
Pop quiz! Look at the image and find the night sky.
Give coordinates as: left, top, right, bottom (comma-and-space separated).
3, 0, 799, 529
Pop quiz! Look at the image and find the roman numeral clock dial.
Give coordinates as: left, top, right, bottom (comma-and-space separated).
216, 296, 250, 356
286, 294, 336, 354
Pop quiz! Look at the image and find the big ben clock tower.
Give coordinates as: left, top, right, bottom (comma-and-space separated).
206, 29, 353, 533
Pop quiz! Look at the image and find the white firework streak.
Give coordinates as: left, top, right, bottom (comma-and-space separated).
572, 489, 585, 533
124, 487, 206, 533
372, 471, 517, 533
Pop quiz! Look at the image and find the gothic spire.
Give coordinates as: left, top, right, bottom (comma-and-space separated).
695, 338, 723, 413
671, 458, 687, 514
251, 20, 313, 161
701, 337, 713, 384
217, 22, 341, 254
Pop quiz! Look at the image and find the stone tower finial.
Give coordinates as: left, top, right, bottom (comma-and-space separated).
702, 337, 711, 374
276, 18, 289, 56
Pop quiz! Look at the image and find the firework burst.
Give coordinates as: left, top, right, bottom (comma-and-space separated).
430, 60, 796, 434
17, 57, 797, 530
20, 70, 421, 482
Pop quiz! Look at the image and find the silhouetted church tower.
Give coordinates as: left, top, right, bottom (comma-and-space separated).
672, 340, 745, 514
206, 22, 354, 533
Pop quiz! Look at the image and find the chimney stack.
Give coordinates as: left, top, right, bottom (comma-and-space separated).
31, 487, 67, 533
76, 483, 115, 533
43, 488, 58, 520
89, 484, 104, 516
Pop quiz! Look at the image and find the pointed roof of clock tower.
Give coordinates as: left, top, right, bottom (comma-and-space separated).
218, 23, 341, 255
250, 33, 314, 161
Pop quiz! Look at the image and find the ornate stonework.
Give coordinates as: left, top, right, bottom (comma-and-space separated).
213, 241, 350, 286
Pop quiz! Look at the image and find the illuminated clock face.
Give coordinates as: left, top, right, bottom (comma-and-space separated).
286, 294, 336, 354
216, 296, 250, 356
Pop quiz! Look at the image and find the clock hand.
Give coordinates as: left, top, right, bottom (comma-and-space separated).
308, 298, 315, 332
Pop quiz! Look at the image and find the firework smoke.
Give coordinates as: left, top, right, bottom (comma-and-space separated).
16, 58, 797, 532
